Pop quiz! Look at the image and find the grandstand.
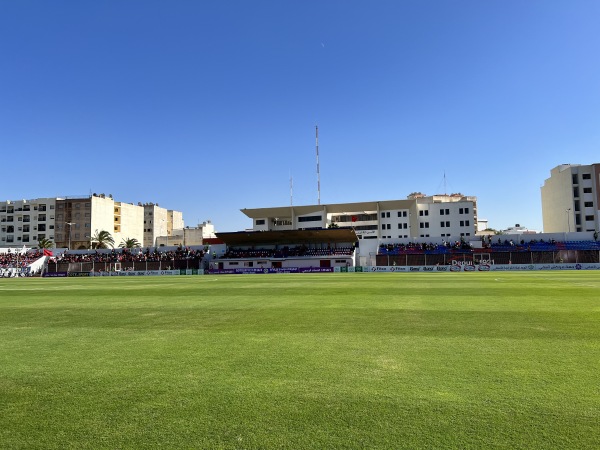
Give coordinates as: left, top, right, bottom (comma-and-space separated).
376, 237, 600, 266
211, 228, 357, 273
0, 248, 48, 277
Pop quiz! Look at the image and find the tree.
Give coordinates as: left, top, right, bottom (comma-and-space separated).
119, 237, 141, 249
328, 222, 339, 229
91, 230, 115, 249
37, 238, 54, 249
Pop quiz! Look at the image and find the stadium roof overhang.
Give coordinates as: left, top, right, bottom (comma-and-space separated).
240, 200, 416, 218
215, 228, 358, 246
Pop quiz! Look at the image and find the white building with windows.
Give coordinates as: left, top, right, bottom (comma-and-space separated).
0, 198, 57, 248
241, 194, 477, 265
541, 164, 600, 233
1, 194, 185, 249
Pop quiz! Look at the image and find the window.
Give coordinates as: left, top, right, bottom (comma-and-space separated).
445, 221, 450, 227
572, 174, 578, 184
441, 221, 445, 227
440, 210, 444, 216
398, 211, 407, 218
57, 204, 63, 209
465, 220, 470, 226
298, 215, 322, 222
583, 187, 592, 194
381, 212, 385, 218
582, 173, 591, 180
85, 203, 91, 208
584, 202, 594, 207
585, 215, 594, 221
465, 207, 469, 214
573, 187, 580, 197
49, 205, 54, 209
460, 221, 464, 227
459, 208, 463, 214
49, 225, 54, 230
256, 219, 265, 225
381, 224, 385, 230
387, 224, 391, 230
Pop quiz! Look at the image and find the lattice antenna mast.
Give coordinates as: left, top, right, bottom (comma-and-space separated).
316, 125, 321, 205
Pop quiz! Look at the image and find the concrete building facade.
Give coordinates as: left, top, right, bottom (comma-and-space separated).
0, 198, 57, 247
541, 164, 600, 233
156, 221, 216, 247
1, 194, 185, 249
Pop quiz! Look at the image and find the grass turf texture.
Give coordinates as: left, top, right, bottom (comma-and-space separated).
0, 273, 599, 449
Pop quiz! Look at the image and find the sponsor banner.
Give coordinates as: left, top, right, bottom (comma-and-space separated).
208, 267, 335, 275
43, 272, 69, 277
90, 270, 180, 277
179, 269, 201, 275
68, 272, 90, 277
362, 263, 600, 272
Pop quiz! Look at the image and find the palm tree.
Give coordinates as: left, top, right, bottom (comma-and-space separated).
37, 238, 54, 249
119, 237, 141, 249
91, 230, 115, 249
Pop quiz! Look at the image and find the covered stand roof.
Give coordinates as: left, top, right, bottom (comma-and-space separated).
215, 228, 358, 247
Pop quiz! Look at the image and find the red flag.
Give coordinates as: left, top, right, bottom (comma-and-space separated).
43, 249, 53, 257
351, 216, 357, 222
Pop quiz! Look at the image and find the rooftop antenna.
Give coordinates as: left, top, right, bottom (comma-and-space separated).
316, 125, 321, 205
290, 170, 293, 206
444, 170, 447, 195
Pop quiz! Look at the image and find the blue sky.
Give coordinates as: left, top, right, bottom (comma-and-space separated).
1, 1, 599, 232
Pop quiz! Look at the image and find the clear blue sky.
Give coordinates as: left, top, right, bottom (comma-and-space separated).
1, 1, 599, 232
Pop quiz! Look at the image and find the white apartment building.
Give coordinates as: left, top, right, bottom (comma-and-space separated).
1, 194, 185, 249
541, 164, 600, 233
0, 198, 57, 247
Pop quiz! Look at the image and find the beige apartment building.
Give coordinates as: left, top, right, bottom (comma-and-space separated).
54, 194, 145, 249
1, 194, 185, 249
541, 164, 600, 233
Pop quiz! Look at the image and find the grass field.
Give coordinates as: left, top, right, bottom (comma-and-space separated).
0, 272, 599, 449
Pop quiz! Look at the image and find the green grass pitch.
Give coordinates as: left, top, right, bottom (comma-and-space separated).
1, 272, 599, 449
